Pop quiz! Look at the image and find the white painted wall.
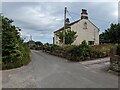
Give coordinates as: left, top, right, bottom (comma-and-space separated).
54, 19, 99, 45
54, 33, 60, 45
71, 19, 99, 45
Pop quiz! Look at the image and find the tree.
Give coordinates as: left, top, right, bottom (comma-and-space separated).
2, 16, 22, 64
2, 16, 30, 69
56, 30, 77, 45
34, 41, 43, 50
100, 23, 120, 44
35, 41, 43, 47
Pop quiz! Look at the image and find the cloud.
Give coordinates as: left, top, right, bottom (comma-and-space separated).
2, 2, 118, 43
1, 0, 119, 2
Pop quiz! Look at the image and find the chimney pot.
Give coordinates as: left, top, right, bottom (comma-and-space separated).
81, 9, 88, 19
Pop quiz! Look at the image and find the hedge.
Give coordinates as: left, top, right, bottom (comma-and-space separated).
43, 41, 114, 62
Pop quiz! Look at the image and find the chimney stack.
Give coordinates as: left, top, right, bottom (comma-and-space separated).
81, 9, 88, 19
65, 18, 70, 27
65, 18, 70, 24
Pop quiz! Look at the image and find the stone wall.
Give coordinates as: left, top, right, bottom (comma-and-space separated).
110, 47, 120, 72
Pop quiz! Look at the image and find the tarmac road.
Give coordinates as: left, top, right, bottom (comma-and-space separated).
2, 50, 118, 88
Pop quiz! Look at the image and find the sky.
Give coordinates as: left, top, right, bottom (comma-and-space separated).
2, 1, 119, 44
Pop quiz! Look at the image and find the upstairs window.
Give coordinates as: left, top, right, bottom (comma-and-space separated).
83, 22, 87, 29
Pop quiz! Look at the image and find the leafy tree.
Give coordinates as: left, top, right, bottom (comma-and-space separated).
2, 16, 21, 64
35, 41, 43, 47
78, 40, 90, 57
2, 16, 30, 69
117, 44, 120, 55
100, 23, 120, 44
56, 30, 77, 45
34, 41, 43, 50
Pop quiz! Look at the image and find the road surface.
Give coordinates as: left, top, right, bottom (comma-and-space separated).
2, 50, 118, 88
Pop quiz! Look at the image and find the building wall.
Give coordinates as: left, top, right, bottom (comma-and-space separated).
54, 33, 60, 45
54, 19, 99, 45
71, 19, 99, 45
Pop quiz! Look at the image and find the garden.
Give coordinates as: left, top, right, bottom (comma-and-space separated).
42, 41, 115, 62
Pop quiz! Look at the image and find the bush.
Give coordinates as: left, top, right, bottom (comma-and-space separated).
90, 44, 113, 58
50, 44, 60, 52
43, 42, 114, 62
2, 16, 31, 70
63, 40, 91, 61
117, 44, 120, 55
78, 40, 91, 58
2, 43, 31, 70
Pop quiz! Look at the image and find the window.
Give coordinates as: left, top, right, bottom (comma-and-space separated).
83, 22, 87, 29
88, 41, 94, 45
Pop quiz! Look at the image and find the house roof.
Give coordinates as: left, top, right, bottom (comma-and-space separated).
54, 19, 99, 33
27, 40, 35, 44
54, 19, 80, 33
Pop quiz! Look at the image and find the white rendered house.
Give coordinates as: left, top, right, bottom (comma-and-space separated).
53, 9, 99, 45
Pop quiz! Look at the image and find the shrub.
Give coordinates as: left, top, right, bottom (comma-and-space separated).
117, 44, 120, 55
2, 43, 31, 70
78, 40, 91, 58
43, 42, 114, 62
50, 44, 60, 52
43, 43, 51, 52
65, 40, 91, 61
2, 16, 31, 70
66, 45, 79, 57
90, 44, 113, 58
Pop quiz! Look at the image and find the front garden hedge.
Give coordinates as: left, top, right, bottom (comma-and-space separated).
43, 41, 114, 62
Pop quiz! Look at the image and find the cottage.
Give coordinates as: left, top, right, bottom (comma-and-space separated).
27, 40, 35, 49
53, 9, 99, 45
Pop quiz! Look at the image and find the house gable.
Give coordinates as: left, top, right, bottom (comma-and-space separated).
54, 20, 80, 33
54, 9, 100, 45
54, 19, 99, 33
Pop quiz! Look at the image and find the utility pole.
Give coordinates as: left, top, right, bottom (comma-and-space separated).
30, 35, 32, 41
63, 7, 67, 45
94, 29, 95, 45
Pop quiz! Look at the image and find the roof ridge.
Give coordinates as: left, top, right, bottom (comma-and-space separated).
54, 19, 80, 33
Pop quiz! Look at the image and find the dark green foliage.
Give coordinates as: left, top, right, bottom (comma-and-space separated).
56, 31, 64, 43
42, 43, 51, 51
117, 44, 120, 55
35, 41, 43, 46
2, 16, 30, 70
66, 40, 90, 61
43, 42, 114, 62
78, 40, 90, 58
65, 30, 77, 44
50, 44, 60, 52
35, 41, 43, 50
100, 23, 120, 44
56, 30, 77, 44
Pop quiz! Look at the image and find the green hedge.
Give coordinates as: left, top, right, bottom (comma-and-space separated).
43, 41, 114, 62
117, 44, 120, 55
2, 16, 31, 70
2, 43, 31, 70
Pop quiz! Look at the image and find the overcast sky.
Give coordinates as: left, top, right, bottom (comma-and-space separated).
2, 2, 118, 44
